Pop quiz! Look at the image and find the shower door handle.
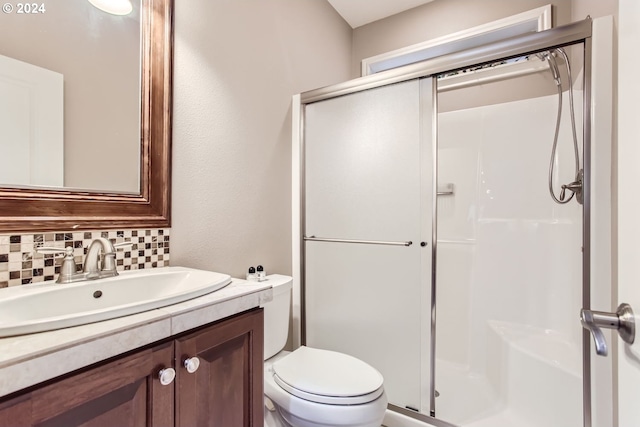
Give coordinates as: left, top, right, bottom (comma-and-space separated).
580, 303, 635, 357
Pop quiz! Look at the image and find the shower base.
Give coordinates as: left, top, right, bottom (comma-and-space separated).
384, 321, 582, 427
439, 321, 582, 427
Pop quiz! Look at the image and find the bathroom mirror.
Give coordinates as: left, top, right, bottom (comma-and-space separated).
0, 0, 142, 193
0, 0, 172, 232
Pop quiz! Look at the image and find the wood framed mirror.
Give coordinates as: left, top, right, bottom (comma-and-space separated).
0, 0, 172, 233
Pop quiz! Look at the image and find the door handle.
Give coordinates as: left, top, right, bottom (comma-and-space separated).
580, 303, 635, 357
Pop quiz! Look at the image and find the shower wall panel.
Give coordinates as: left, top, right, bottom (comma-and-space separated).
436, 90, 584, 426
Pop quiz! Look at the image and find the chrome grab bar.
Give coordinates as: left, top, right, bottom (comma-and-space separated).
304, 236, 413, 247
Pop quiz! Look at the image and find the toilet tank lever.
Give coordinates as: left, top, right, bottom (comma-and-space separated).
580, 303, 635, 357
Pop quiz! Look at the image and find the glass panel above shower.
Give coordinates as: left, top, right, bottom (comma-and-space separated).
434, 42, 586, 427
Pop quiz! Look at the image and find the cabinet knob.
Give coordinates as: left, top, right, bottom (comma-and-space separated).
158, 367, 176, 385
184, 356, 201, 374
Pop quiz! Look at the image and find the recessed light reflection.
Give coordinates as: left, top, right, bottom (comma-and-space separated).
87, 0, 133, 15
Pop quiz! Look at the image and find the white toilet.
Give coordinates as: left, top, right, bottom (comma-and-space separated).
262, 275, 387, 427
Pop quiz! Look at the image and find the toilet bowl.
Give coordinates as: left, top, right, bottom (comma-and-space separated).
262, 275, 387, 427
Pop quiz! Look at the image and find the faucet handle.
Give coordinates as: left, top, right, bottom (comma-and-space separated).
35, 246, 78, 284
114, 241, 133, 251
35, 246, 73, 256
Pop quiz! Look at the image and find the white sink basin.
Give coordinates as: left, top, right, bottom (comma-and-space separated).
0, 266, 231, 337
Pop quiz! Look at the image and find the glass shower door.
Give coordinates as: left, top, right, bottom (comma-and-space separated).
434, 45, 585, 427
304, 78, 434, 414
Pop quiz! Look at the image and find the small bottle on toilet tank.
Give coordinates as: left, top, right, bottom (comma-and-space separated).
256, 265, 266, 281
246, 266, 257, 281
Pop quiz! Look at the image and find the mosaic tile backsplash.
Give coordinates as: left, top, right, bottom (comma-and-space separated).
0, 228, 170, 288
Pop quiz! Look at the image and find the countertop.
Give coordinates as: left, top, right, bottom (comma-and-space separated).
0, 276, 273, 398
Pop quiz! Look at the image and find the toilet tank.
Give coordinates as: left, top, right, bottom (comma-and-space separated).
261, 275, 293, 360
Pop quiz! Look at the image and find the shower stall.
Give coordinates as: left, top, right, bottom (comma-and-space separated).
295, 18, 612, 427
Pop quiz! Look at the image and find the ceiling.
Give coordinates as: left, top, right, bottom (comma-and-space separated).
327, 0, 436, 28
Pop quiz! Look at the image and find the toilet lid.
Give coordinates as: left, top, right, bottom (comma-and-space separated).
272, 346, 384, 405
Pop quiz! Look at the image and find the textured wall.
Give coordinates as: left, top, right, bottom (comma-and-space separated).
170, 0, 352, 278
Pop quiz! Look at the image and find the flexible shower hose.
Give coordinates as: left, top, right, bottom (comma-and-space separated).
546, 48, 581, 205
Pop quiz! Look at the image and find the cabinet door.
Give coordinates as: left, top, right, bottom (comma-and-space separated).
175, 309, 264, 427
0, 341, 175, 427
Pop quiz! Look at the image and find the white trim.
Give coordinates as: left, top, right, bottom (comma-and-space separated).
361, 4, 552, 76
617, 1, 640, 423
291, 93, 302, 349
589, 16, 614, 427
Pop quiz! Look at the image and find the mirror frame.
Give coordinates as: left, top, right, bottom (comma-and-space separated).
0, 0, 173, 233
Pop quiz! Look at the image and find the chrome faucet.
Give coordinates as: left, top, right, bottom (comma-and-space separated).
83, 237, 118, 279
36, 238, 130, 284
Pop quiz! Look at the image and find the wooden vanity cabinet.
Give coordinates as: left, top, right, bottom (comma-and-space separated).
175, 308, 264, 427
0, 341, 175, 427
0, 309, 264, 427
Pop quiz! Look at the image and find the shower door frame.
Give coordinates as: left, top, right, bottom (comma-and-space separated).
296, 18, 594, 427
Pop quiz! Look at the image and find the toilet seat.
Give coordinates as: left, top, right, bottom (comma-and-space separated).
272, 346, 384, 405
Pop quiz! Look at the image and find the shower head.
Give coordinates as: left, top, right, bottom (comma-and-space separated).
547, 53, 562, 87
536, 51, 550, 61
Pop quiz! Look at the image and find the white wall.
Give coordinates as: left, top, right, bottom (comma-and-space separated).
572, 0, 618, 22
170, 0, 352, 278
